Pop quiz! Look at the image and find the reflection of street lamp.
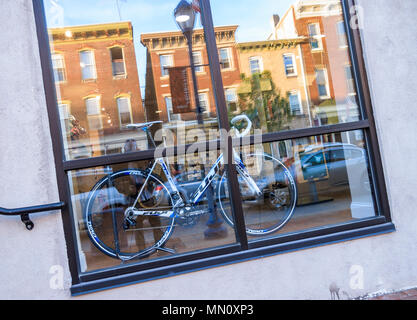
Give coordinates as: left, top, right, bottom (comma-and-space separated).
174, 1, 227, 239
174, 0, 204, 124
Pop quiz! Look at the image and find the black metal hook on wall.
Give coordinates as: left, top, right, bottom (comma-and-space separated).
0, 202, 66, 231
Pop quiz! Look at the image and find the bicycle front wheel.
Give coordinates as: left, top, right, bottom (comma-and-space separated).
84, 169, 175, 260
217, 153, 297, 236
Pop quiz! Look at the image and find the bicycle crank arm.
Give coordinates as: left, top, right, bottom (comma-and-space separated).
129, 208, 175, 219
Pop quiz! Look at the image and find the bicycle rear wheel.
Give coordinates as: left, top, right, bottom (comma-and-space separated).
84, 169, 175, 260
217, 153, 297, 236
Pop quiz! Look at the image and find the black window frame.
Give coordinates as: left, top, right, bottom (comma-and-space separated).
33, 0, 395, 296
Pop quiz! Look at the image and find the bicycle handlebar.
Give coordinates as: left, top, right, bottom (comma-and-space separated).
231, 115, 252, 138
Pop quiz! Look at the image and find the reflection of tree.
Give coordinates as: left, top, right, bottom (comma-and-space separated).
233, 71, 293, 133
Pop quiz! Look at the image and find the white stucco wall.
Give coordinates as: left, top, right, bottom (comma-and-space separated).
0, 0, 416, 300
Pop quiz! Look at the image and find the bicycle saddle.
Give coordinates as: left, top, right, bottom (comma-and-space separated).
126, 121, 163, 130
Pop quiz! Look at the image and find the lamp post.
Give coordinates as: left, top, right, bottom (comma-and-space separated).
174, 0, 227, 239
174, 0, 204, 124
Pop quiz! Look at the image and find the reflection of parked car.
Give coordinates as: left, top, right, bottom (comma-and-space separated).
294, 143, 369, 188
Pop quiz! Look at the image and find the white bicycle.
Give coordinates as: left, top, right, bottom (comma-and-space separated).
84, 115, 297, 261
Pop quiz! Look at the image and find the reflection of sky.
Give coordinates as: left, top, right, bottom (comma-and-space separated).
44, 0, 294, 93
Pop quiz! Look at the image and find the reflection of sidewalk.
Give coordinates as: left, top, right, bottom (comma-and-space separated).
366, 288, 417, 300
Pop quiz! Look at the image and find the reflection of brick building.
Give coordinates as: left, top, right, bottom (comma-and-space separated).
237, 38, 312, 130
49, 22, 145, 158
140, 26, 241, 129
271, 0, 359, 126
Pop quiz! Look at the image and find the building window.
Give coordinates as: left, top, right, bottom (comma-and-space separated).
288, 91, 302, 115
165, 96, 181, 122
58, 102, 71, 137
316, 68, 330, 99
79, 50, 97, 80
110, 47, 126, 77
249, 56, 263, 74
160, 54, 173, 77
219, 48, 232, 70
37, 0, 393, 296
85, 96, 102, 130
52, 53, 66, 82
308, 23, 322, 51
283, 54, 297, 77
337, 21, 348, 48
116, 96, 133, 127
198, 92, 210, 115
345, 65, 356, 95
225, 88, 239, 113
192, 51, 204, 73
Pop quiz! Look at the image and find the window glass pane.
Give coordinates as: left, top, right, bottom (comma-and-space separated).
213, 0, 361, 135
192, 51, 204, 73
289, 92, 301, 114
80, 51, 97, 80
283, 55, 296, 76
249, 57, 262, 74
117, 97, 132, 126
52, 54, 66, 82
160, 55, 173, 77
337, 21, 348, 47
219, 48, 232, 69
224, 129, 376, 241
111, 47, 126, 77
45, 0, 222, 161
68, 151, 236, 272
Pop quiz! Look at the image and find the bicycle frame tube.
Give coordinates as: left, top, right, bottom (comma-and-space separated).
190, 153, 224, 205
132, 151, 261, 217
233, 150, 262, 197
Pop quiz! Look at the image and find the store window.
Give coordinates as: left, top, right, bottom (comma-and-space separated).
37, 0, 393, 295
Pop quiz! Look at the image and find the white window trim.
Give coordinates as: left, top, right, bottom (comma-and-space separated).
283, 53, 298, 77
249, 56, 264, 74
315, 68, 331, 100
